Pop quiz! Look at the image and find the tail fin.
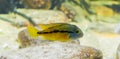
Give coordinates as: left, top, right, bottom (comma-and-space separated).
27, 25, 39, 38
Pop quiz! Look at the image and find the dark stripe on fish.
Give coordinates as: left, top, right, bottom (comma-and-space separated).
37, 30, 79, 34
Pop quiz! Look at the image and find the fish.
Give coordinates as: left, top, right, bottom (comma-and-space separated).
27, 23, 83, 42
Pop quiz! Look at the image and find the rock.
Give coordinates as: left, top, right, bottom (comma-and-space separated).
0, 20, 19, 51
17, 29, 43, 48
0, 42, 102, 59
0, 9, 69, 27
81, 29, 120, 59
14, 28, 103, 59
22, 0, 51, 9
114, 23, 120, 34
16, 9, 69, 24
116, 44, 120, 59
18, 9, 69, 24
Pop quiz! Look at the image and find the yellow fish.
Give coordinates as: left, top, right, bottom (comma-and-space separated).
27, 23, 83, 42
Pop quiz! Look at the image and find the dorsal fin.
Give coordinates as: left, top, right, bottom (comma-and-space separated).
38, 23, 64, 30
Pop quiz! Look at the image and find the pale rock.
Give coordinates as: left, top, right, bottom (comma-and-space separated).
116, 44, 120, 59
0, 42, 102, 59
10, 29, 103, 59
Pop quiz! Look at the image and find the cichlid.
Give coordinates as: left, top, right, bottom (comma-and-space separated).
27, 23, 83, 42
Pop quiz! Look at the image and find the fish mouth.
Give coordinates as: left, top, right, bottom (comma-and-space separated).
69, 32, 83, 39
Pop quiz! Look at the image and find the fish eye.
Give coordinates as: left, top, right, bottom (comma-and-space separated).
75, 30, 79, 33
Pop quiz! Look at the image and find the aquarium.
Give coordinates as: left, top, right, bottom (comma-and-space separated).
0, 0, 120, 59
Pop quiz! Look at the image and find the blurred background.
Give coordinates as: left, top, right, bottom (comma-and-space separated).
0, 0, 120, 59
